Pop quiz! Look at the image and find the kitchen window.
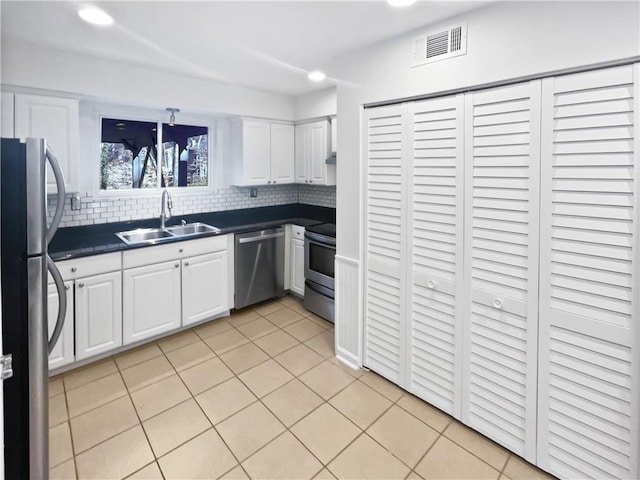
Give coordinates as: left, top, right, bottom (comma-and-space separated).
100, 117, 209, 190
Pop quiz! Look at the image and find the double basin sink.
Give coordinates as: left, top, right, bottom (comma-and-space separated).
116, 222, 222, 246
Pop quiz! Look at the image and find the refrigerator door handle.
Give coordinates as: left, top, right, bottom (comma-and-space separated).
45, 145, 66, 244
47, 255, 67, 354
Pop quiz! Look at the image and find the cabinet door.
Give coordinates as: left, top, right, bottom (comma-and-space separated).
1, 91, 14, 137
538, 65, 639, 480
364, 103, 409, 386
182, 252, 228, 327
294, 124, 308, 183
75, 272, 123, 361
242, 120, 271, 185
270, 123, 294, 184
462, 81, 541, 462
290, 238, 305, 296
14, 94, 79, 193
123, 261, 181, 344
48, 281, 74, 370
408, 94, 464, 418
308, 121, 329, 185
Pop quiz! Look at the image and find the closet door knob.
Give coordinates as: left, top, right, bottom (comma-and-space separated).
427, 280, 436, 289
78, 283, 85, 288
71, 267, 77, 273
184, 262, 190, 267
179, 248, 183, 253
493, 299, 503, 310
175, 263, 180, 268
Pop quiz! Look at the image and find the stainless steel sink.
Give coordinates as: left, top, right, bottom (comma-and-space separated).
165, 222, 221, 236
116, 222, 221, 245
116, 228, 175, 245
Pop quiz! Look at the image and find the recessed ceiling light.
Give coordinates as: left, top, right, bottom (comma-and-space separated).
308, 71, 326, 82
387, 0, 416, 6
78, 7, 113, 26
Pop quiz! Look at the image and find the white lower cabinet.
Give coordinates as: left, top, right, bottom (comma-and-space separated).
363, 64, 640, 479
291, 239, 305, 296
290, 226, 305, 297
122, 235, 231, 344
182, 251, 228, 327
75, 272, 123, 361
123, 261, 181, 345
47, 281, 74, 369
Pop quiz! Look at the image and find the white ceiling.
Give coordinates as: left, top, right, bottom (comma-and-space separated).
1, 1, 488, 96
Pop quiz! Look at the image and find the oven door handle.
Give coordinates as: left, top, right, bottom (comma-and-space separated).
304, 231, 336, 247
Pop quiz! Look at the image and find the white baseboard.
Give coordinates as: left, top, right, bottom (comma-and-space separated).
336, 346, 361, 370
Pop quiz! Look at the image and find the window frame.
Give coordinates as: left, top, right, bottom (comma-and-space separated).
94, 112, 215, 197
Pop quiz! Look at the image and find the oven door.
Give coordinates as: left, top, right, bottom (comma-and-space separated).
304, 232, 336, 290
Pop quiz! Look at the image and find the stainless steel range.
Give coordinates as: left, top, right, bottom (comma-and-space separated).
304, 223, 336, 322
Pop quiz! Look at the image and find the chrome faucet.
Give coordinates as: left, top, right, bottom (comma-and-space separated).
160, 189, 173, 229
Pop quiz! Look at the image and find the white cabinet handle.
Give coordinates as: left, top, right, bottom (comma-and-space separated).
309, 179, 313, 183
65, 285, 70, 290
71, 267, 77, 273
493, 299, 503, 310
174, 263, 179, 268
78, 282, 85, 288
273, 180, 276, 184
184, 262, 190, 267
427, 280, 436, 289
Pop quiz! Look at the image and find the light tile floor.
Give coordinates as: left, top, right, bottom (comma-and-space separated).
49, 295, 555, 480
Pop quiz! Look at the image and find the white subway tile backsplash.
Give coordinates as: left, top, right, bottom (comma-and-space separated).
48, 184, 335, 228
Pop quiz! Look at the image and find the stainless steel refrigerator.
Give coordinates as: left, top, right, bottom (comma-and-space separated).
1, 138, 67, 479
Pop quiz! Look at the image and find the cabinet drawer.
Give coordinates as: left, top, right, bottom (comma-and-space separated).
292, 225, 306, 239
123, 235, 228, 269
55, 252, 122, 281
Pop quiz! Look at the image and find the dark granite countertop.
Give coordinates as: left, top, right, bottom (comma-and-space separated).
49, 203, 335, 261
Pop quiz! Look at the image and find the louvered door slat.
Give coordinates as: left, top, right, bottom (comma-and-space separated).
364, 104, 408, 384
462, 81, 541, 462
408, 95, 464, 418
538, 64, 640, 480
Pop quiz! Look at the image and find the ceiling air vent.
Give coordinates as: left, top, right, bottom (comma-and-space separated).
413, 22, 467, 67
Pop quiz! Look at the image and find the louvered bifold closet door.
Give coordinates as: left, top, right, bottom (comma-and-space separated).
408, 95, 464, 417
538, 64, 640, 480
462, 81, 541, 462
364, 104, 409, 384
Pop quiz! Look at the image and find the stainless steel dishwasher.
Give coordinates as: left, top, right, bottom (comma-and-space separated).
234, 227, 285, 309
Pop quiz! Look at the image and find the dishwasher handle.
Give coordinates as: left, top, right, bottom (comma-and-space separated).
237, 231, 285, 244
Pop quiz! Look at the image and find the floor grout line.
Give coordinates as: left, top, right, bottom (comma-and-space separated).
113, 356, 168, 480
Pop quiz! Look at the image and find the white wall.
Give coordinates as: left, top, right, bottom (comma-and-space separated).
329, 0, 640, 363
294, 87, 337, 120
1, 40, 295, 121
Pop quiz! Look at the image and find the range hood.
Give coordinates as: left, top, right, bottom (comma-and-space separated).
325, 152, 336, 165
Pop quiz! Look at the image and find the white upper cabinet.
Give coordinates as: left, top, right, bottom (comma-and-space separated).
408, 94, 465, 418
1, 91, 14, 137
537, 64, 639, 480
364, 103, 408, 385
295, 124, 308, 183
270, 123, 295, 184
295, 120, 336, 186
14, 93, 79, 194
230, 118, 294, 186
462, 80, 542, 462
